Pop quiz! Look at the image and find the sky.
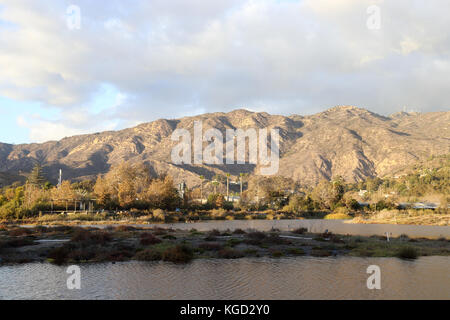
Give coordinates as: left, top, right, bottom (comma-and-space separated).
0, 0, 449, 144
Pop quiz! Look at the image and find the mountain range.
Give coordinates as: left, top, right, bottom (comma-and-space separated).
1, 106, 449, 188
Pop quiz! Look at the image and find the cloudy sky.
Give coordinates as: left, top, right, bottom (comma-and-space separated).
0, 0, 449, 144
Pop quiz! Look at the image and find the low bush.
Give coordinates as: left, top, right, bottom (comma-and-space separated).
115, 225, 136, 232
218, 248, 244, 259
134, 249, 162, 261
208, 229, 221, 236
5, 237, 35, 247
199, 242, 223, 251
270, 250, 284, 258
324, 213, 352, 220
140, 233, 162, 245
311, 249, 332, 257
162, 245, 194, 263
292, 227, 308, 234
67, 248, 97, 262
226, 238, 242, 247
203, 235, 217, 241
396, 247, 418, 259
47, 246, 70, 265
232, 228, 246, 235
287, 248, 305, 255
153, 209, 166, 221
246, 232, 266, 240
71, 229, 112, 245
8, 228, 31, 237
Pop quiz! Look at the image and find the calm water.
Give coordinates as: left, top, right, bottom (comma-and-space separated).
0, 256, 449, 300
88, 219, 450, 239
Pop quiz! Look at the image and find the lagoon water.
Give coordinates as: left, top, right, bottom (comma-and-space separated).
90, 219, 450, 239
6, 220, 449, 300
0, 256, 449, 300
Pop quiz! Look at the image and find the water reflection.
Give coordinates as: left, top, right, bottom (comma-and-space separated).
0, 256, 448, 300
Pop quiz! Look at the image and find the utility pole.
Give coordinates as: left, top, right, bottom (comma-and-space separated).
226, 173, 230, 202
239, 173, 244, 196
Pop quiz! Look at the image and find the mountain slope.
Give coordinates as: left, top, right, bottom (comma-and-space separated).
1, 106, 449, 187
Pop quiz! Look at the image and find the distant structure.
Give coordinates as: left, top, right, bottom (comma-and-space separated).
57, 169, 62, 188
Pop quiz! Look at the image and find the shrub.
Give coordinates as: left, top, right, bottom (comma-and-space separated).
208, 229, 221, 236
47, 246, 70, 265
232, 228, 246, 234
140, 233, 162, 245
6, 237, 34, 247
99, 250, 134, 262
270, 249, 283, 258
292, 227, 307, 234
71, 229, 112, 245
324, 213, 352, 220
218, 248, 244, 259
134, 249, 162, 261
211, 208, 227, 219
246, 232, 266, 240
8, 228, 32, 237
153, 209, 166, 221
346, 198, 361, 211
67, 248, 97, 262
226, 238, 242, 247
162, 245, 194, 263
153, 228, 168, 235
287, 248, 305, 255
265, 234, 289, 245
199, 242, 223, 251
115, 225, 136, 232
396, 247, 418, 259
311, 249, 332, 257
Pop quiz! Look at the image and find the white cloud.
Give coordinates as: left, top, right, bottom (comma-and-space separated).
1, 0, 450, 143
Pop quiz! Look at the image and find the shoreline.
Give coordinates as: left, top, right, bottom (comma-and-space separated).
1, 208, 448, 227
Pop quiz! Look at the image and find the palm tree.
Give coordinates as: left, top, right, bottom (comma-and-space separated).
239, 173, 245, 197
212, 180, 219, 194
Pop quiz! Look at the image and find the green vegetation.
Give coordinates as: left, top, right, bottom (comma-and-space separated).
1, 156, 449, 226
0, 225, 448, 265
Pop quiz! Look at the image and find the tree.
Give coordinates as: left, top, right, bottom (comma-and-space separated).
28, 164, 46, 187
95, 161, 150, 208
215, 194, 225, 208
93, 176, 113, 208
146, 176, 180, 210
311, 179, 344, 209
211, 180, 219, 194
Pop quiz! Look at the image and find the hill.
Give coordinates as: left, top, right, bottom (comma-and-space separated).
0, 106, 449, 187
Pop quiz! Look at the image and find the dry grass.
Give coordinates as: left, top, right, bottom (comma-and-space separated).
324, 213, 352, 220
350, 209, 450, 226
